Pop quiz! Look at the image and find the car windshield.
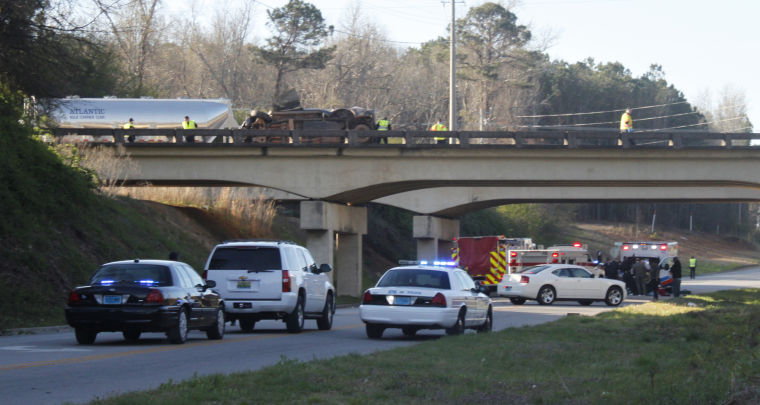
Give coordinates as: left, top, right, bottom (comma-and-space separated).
376, 269, 451, 289
90, 264, 172, 286
518, 265, 551, 274
208, 247, 282, 271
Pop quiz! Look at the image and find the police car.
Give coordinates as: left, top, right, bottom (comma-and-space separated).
359, 262, 493, 339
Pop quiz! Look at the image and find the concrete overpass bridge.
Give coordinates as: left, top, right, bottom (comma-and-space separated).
54, 128, 760, 296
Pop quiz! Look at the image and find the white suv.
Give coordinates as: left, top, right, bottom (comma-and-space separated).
203, 240, 335, 333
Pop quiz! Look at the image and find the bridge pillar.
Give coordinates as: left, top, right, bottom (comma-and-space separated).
300, 201, 367, 297
413, 216, 459, 262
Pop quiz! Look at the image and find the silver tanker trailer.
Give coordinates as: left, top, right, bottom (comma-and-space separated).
50, 97, 237, 142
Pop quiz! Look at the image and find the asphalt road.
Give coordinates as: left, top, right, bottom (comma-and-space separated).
2, 268, 758, 405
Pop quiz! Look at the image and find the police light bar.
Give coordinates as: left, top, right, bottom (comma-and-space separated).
398, 260, 457, 267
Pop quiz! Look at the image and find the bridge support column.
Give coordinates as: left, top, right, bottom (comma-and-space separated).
300, 201, 367, 297
413, 216, 459, 262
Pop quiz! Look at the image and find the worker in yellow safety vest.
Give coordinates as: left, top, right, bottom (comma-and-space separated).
689, 256, 697, 279
123, 118, 135, 143
620, 108, 633, 133
181, 115, 198, 143
430, 119, 448, 144
375, 117, 394, 144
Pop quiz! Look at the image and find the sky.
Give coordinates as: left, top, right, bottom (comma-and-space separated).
163, 0, 759, 130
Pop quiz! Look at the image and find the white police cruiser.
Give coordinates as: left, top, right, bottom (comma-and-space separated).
359, 261, 493, 339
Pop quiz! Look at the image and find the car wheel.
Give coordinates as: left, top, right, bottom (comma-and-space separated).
286, 294, 305, 333
509, 297, 526, 305
578, 300, 594, 306
206, 307, 225, 340
537, 286, 556, 305
316, 293, 334, 330
605, 286, 624, 306
402, 327, 417, 337
122, 329, 141, 342
477, 307, 493, 333
446, 309, 466, 336
366, 323, 384, 339
167, 308, 189, 344
239, 318, 256, 333
75, 328, 97, 345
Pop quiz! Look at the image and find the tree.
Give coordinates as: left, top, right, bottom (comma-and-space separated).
0, 0, 119, 98
256, 0, 334, 107
456, 2, 531, 129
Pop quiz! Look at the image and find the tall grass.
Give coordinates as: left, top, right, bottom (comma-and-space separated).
63, 144, 278, 238
115, 187, 277, 238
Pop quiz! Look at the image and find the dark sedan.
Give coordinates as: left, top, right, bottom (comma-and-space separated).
65, 259, 224, 344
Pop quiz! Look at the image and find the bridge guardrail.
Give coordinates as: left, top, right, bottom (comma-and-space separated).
48, 128, 760, 149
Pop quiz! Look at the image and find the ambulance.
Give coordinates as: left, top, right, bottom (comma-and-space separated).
615, 241, 678, 295
451, 236, 534, 293
507, 242, 596, 274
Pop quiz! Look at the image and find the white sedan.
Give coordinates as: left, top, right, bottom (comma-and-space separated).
359, 265, 493, 338
497, 264, 626, 306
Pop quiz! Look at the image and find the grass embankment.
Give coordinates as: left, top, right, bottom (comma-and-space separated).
88, 289, 760, 405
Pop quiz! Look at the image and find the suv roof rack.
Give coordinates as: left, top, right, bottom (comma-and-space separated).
220, 239, 298, 245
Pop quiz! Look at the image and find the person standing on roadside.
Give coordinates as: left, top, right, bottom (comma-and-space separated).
123, 117, 135, 143
181, 115, 198, 143
689, 256, 697, 279
670, 257, 683, 297
620, 108, 633, 133
648, 259, 659, 301
633, 258, 647, 296
430, 118, 448, 144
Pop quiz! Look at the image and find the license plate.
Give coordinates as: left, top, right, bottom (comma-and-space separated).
237, 280, 251, 289
394, 296, 411, 305
104, 295, 121, 305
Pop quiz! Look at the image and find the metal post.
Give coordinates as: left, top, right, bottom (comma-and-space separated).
449, 0, 457, 132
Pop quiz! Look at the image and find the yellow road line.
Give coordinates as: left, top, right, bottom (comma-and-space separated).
0, 323, 365, 371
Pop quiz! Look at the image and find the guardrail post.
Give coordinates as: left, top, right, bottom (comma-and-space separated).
621, 132, 631, 148
404, 131, 412, 146
347, 130, 358, 146
291, 130, 299, 145
566, 132, 577, 148
458, 131, 469, 147
113, 129, 125, 144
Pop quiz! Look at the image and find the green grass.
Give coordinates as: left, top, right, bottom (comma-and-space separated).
85, 289, 760, 405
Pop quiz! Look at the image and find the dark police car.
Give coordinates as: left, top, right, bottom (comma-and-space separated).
65, 259, 224, 344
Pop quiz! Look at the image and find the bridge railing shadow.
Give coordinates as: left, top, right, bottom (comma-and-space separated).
49, 128, 760, 150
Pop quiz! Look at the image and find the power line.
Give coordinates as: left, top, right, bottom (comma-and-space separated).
515, 101, 691, 118
332, 29, 425, 45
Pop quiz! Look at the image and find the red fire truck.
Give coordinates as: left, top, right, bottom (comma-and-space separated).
451, 236, 534, 293
506, 242, 596, 274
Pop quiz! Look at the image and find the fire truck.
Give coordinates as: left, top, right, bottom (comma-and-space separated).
506, 242, 596, 274
451, 236, 534, 293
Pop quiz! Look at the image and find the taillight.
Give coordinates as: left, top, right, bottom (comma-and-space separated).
202, 270, 208, 279
520, 276, 530, 284
68, 291, 81, 303
282, 270, 291, 292
362, 290, 373, 304
145, 289, 164, 303
660, 244, 667, 251
431, 292, 446, 307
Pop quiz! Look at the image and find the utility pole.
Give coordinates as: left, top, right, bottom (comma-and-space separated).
448, 0, 457, 132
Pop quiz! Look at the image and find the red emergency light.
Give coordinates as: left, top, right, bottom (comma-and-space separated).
659, 244, 667, 251
572, 241, 582, 248
551, 252, 559, 258
622, 245, 630, 251
510, 251, 517, 257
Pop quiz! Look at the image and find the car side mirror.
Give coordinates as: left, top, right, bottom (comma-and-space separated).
205, 279, 216, 289
318, 263, 332, 274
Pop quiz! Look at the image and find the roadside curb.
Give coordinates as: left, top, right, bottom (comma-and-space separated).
1, 325, 72, 336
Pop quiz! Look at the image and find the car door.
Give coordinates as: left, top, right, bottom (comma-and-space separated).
173, 265, 203, 327
184, 264, 219, 325
550, 267, 577, 297
457, 271, 485, 324
301, 248, 326, 312
570, 267, 601, 298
